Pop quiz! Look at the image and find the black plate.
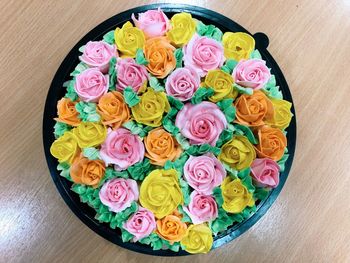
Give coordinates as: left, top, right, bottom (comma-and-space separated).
43, 3, 297, 256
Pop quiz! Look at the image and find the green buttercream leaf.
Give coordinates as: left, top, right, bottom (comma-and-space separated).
223, 163, 238, 179
174, 48, 184, 68
57, 162, 72, 181
96, 211, 113, 223
83, 147, 100, 160
215, 128, 234, 148
64, 80, 79, 101
217, 98, 236, 123
123, 86, 140, 107
233, 124, 258, 144
78, 45, 85, 52
122, 120, 151, 137
175, 133, 190, 150
278, 150, 289, 172
266, 74, 276, 88
162, 115, 179, 135
234, 83, 253, 95
250, 49, 262, 59
121, 229, 134, 242
168, 242, 180, 252
167, 95, 184, 111
212, 187, 224, 206
178, 205, 192, 223
263, 75, 283, 99
71, 184, 87, 195
238, 168, 255, 193
186, 144, 221, 156
221, 59, 238, 74
191, 87, 215, 104
135, 48, 149, 65
179, 178, 191, 205
75, 101, 101, 122
103, 30, 115, 45
70, 62, 89, 77
149, 77, 164, 92
164, 153, 189, 174
127, 159, 151, 181
209, 208, 234, 234
254, 187, 270, 201
108, 57, 117, 91
110, 201, 138, 228
196, 21, 223, 41
54, 121, 72, 138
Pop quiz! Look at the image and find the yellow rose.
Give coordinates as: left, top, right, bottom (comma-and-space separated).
114, 21, 145, 57
204, 69, 238, 102
180, 224, 213, 254
218, 135, 256, 170
139, 169, 183, 219
222, 32, 255, 61
221, 177, 254, 213
167, 13, 196, 47
131, 88, 170, 127
50, 131, 79, 164
73, 122, 107, 148
265, 98, 293, 130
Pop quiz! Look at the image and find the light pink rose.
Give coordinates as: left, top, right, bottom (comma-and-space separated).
183, 34, 225, 77
79, 41, 116, 73
116, 58, 149, 93
100, 128, 145, 170
175, 101, 227, 146
184, 154, 226, 194
131, 8, 170, 38
165, 66, 200, 101
123, 207, 156, 241
251, 158, 280, 188
183, 191, 218, 224
74, 68, 109, 102
99, 178, 139, 213
233, 59, 271, 90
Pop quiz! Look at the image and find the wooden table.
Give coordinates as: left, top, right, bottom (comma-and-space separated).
1, 0, 349, 262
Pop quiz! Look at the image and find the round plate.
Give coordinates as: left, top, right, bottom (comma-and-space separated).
43, 3, 297, 256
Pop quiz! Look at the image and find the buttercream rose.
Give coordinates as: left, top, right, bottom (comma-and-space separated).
165, 66, 200, 101
54, 98, 81, 126
183, 154, 226, 194
204, 69, 238, 102
221, 177, 254, 213
50, 131, 79, 164
99, 178, 139, 212
218, 135, 256, 170
255, 126, 287, 161
144, 128, 182, 166
251, 158, 280, 188
180, 224, 213, 254
123, 207, 156, 241
222, 32, 255, 61
167, 12, 196, 47
79, 41, 116, 73
183, 191, 218, 224
131, 88, 170, 127
139, 169, 183, 219
97, 91, 130, 129
114, 21, 145, 58
73, 122, 107, 148
156, 214, 187, 244
116, 58, 149, 93
144, 37, 176, 78
233, 59, 271, 90
70, 155, 105, 188
234, 90, 274, 126
132, 8, 170, 39
265, 98, 293, 130
100, 128, 145, 170
74, 68, 109, 102
175, 101, 227, 146
183, 34, 225, 77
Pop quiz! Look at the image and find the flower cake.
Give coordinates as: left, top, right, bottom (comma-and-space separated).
50, 8, 293, 254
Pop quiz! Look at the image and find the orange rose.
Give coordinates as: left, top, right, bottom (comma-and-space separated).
234, 90, 274, 127
54, 98, 81, 126
70, 155, 105, 188
144, 37, 176, 79
255, 126, 287, 161
156, 214, 188, 244
144, 128, 182, 166
97, 91, 130, 129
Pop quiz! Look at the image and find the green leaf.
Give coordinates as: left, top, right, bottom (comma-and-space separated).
174, 48, 184, 68
168, 242, 180, 252
237, 167, 251, 179
75, 101, 101, 122
135, 48, 149, 65
78, 45, 85, 52
221, 59, 238, 74
250, 49, 262, 59
234, 83, 253, 95
217, 98, 236, 123
70, 62, 89, 77
233, 124, 258, 144
64, 80, 79, 101
239, 169, 255, 193
149, 77, 164, 92
122, 120, 151, 137
212, 187, 224, 206
121, 229, 134, 242
167, 95, 184, 111
127, 159, 151, 181
191, 87, 215, 104
162, 115, 179, 135
71, 184, 86, 195
53, 122, 72, 138
108, 57, 117, 91
209, 208, 234, 233
175, 133, 190, 150
266, 74, 276, 88
164, 153, 189, 174
186, 144, 220, 156
123, 86, 140, 107
103, 30, 115, 45
278, 150, 289, 172
57, 162, 72, 181
215, 128, 234, 148
196, 21, 223, 41
178, 205, 192, 223
82, 147, 100, 160
179, 178, 191, 205
96, 211, 113, 223
254, 187, 270, 201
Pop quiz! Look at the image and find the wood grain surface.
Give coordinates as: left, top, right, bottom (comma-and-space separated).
1, 0, 349, 262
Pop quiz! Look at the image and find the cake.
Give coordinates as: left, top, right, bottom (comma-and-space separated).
50, 8, 293, 254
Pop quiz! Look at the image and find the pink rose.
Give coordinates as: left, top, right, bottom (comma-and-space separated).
100, 128, 145, 170
175, 101, 227, 146
165, 66, 200, 101
251, 158, 280, 188
131, 8, 170, 38
116, 58, 149, 93
79, 41, 116, 73
233, 59, 271, 90
123, 207, 156, 241
183, 34, 225, 77
183, 191, 218, 224
74, 68, 109, 102
184, 154, 226, 194
99, 178, 139, 213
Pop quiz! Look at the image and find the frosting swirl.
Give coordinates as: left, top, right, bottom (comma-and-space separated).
123, 207, 156, 241
204, 69, 238, 102
156, 213, 187, 244
54, 98, 81, 126
50, 131, 79, 164
255, 126, 287, 161
222, 32, 255, 61
251, 158, 280, 188
167, 12, 196, 47
73, 122, 107, 148
180, 224, 213, 254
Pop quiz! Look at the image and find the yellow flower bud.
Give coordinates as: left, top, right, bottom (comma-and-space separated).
222, 32, 255, 61
265, 98, 293, 130
73, 122, 107, 148
167, 13, 196, 47
114, 21, 145, 57
50, 131, 79, 164
180, 224, 213, 254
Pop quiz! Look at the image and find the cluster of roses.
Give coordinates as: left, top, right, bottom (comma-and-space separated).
50, 8, 293, 254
